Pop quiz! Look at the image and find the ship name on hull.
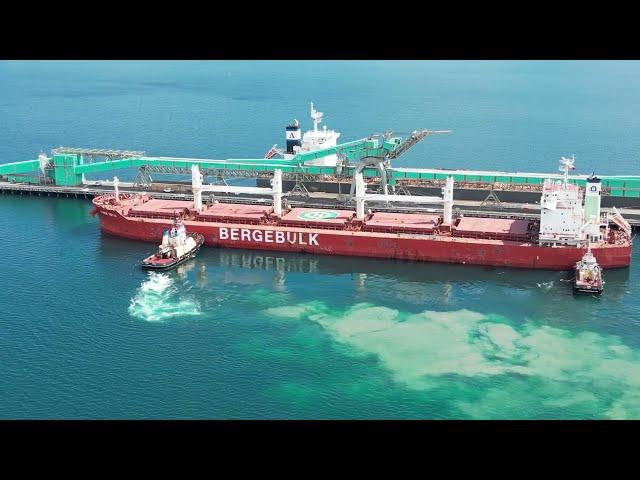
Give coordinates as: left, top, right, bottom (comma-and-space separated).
219, 227, 319, 246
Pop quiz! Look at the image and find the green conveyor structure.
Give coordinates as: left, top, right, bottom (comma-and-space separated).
1, 136, 639, 197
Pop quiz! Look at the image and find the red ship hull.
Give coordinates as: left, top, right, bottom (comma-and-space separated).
93, 198, 632, 270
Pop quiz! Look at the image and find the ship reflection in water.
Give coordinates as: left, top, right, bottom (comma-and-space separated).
211, 250, 320, 292
190, 246, 633, 332
116, 231, 635, 331
204, 247, 631, 288
217, 250, 320, 274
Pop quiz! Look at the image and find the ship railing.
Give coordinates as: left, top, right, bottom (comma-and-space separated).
128, 213, 192, 222
195, 217, 265, 226
129, 212, 268, 227
124, 212, 444, 235
361, 226, 436, 236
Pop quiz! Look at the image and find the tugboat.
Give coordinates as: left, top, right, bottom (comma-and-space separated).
573, 245, 604, 295
141, 217, 205, 270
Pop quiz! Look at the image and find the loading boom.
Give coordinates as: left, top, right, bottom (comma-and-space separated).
385, 130, 451, 160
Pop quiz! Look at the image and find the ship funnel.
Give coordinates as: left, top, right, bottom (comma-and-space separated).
583, 174, 602, 242
285, 119, 301, 154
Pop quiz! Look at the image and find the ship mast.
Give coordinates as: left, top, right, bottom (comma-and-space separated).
559, 155, 575, 189
310, 102, 323, 132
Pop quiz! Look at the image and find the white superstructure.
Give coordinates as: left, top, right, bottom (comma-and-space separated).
159, 219, 197, 259
537, 156, 611, 246
576, 246, 600, 276
283, 102, 341, 166
539, 157, 584, 245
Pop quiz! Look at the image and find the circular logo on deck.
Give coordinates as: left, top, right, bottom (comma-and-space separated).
298, 210, 339, 221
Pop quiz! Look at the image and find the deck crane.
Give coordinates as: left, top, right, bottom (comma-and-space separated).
348, 129, 451, 196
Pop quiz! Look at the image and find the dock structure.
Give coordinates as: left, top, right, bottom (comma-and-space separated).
2, 180, 639, 230
2, 101, 639, 200
1, 135, 640, 199
50, 147, 146, 159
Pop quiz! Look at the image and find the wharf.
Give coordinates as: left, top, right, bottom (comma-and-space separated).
2, 181, 640, 230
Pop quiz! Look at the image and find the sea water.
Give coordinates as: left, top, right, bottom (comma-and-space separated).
1, 60, 639, 418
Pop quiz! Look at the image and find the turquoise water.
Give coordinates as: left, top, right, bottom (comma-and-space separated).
1, 61, 640, 419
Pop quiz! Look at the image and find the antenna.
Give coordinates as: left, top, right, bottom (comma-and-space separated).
559, 154, 576, 187
310, 101, 323, 132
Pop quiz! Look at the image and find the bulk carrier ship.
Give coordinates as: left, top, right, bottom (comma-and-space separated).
92, 154, 633, 269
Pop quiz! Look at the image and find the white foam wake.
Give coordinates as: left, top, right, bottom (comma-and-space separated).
129, 272, 201, 322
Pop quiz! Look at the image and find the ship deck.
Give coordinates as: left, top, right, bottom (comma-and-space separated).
99, 195, 631, 248
453, 217, 533, 241
280, 207, 354, 228
129, 199, 194, 216
198, 203, 268, 222
363, 212, 440, 233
